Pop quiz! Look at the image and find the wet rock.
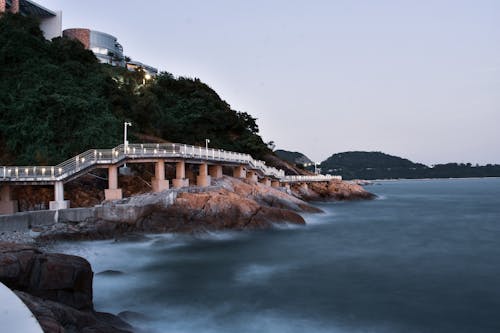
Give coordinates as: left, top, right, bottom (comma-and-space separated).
16, 291, 132, 333
293, 179, 375, 201
0, 242, 93, 310
96, 269, 125, 276
37, 176, 320, 241
0, 242, 132, 332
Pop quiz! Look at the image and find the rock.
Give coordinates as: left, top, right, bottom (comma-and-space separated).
139, 189, 306, 233
16, 291, 133, 333
0, 242, 93, 310
96, 269, 124, 276
37, 176, 321, 241
293, 179, 375, 201
0, 242, 132, 332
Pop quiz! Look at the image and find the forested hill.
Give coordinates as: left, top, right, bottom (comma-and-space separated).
274, 150, 313, 165
0, 13, 271, 165
320, 151, 500, 180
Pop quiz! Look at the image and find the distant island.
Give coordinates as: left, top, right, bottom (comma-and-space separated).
277, 150, 500, 180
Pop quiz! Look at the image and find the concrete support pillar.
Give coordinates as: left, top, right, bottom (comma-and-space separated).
209, 165, 223, 179
49, 181, 70, 210
233, 165, 246, 179
105, 165, 122, 200
0, 184, 18, 215
173, 161, 189, 188
151, 160, 169, 192
196, 163, 211, 187
11, 0, 19, 13
246, 171, 258, 184
0, 0, 6, 13
271, 180, 280, 188
259, 178, 271, 187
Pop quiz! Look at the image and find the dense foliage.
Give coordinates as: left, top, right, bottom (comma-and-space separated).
0, 14, 270, 165
274, 149, 312, 165
320, 151, 500, 180
0, 13, 120, 164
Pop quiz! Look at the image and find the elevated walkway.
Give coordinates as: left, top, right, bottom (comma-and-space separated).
0, 142, 341, 214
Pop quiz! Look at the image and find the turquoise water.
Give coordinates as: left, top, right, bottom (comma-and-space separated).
56, 178, 500, 332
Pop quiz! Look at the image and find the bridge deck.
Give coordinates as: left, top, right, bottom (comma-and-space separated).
0, 142, 340, 185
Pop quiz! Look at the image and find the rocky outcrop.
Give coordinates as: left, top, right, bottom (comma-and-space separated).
16, 291, 132, 333
139, 188, 307, 233
0, 242, 132, 333
0, 242, 92, 310
37, 177, 321, 242
292, 179, 375, 201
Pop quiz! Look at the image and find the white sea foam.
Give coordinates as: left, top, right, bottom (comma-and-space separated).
272, 222, 304, 230
194, 230, 246, 241
234, 263, 291, 284
132, 306, 377, 333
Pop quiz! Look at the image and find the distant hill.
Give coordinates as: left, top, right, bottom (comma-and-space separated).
275, 150, 313, 166
320, 151, 500, 180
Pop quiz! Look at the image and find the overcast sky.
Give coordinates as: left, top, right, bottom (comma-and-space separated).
38, 0, 500, 165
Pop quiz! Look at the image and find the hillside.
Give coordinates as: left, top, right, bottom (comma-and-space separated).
275, 150, 313, 165
320, 151, 500, 180
0, 13, 271, 165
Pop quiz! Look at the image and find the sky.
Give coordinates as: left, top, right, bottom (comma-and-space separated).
37, 0, 500, 165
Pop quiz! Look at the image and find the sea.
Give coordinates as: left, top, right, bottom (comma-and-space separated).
53, 178, 500, 333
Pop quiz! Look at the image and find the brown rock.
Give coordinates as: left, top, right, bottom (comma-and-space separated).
140, 189, 306, 233
0, 242, 93, 310
16, 291, 132, 333
293, 180, 375, 201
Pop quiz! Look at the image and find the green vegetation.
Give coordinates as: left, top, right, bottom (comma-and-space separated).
320, 151, 500, 180
274, 150, 312, 166
0, 13, 271, 165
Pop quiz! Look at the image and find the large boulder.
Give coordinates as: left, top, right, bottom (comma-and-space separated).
0, 242, 133, 333
0, 242, 93, 310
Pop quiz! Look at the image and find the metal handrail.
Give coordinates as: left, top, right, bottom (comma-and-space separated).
0, 142, 288, 182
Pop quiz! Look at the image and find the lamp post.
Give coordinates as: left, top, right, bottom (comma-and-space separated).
123, 122, 132, 167
205, 139, 210, 158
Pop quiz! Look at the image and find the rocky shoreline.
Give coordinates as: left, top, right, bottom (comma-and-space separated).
0, 176, 373, 332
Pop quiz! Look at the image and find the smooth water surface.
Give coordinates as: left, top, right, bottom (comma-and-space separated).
55, 178, 500, 333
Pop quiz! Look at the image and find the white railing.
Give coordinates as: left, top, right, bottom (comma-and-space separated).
0, 142, 286, 182
281, 174, 342, 183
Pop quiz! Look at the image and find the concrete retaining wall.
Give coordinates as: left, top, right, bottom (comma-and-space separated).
0, 186, 205, 232
57, 208, 95, 223
0, 210, 56, 232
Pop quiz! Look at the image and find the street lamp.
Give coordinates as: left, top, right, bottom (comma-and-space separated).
124, 122, 132, 151
123, 122, 132, 167
205, 139, 210, 158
